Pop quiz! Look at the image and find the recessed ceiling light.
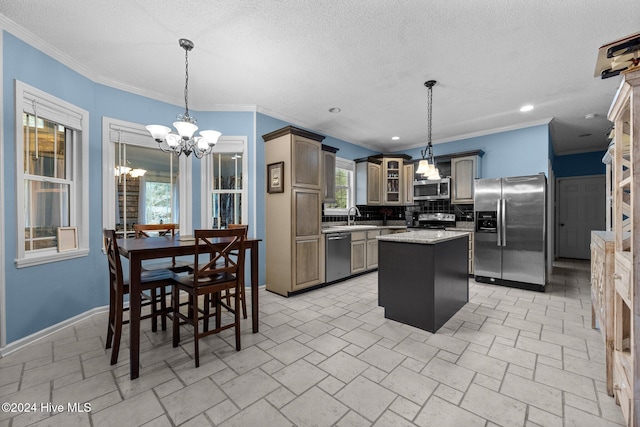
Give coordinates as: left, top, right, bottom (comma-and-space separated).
328, 107, 341, 113
520, 104, 534, 112
585, 113, 596, 119
392, 136, 400, 140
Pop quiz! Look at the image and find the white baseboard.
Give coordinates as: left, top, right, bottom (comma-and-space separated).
0, 306, 108, 357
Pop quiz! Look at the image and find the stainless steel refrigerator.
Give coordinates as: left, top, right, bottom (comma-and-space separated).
474, 174, 547, 291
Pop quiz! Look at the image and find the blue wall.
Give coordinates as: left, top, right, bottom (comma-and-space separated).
1, 29, 602, 344
554, 150, 606, 178
1, 33, 258, 343
399, 124, 551, 179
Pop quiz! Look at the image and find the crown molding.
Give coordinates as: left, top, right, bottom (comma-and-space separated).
393, 117, 554, 152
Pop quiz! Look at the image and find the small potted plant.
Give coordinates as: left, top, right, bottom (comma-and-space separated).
380, 208, 393, 225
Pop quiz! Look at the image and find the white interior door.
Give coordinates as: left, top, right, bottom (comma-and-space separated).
557, 176, 605, 259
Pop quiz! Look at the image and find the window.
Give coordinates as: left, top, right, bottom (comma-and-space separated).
202, 137, 247, 229
15, 81, 89, 267
103, 118, 185, 238
324, 157, 355, 215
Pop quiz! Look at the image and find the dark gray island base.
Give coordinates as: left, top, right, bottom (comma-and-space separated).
377, 230, 469, 333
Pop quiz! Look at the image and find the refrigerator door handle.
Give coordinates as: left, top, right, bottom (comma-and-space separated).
501, 198, 507, 246
496, 199, 502, 246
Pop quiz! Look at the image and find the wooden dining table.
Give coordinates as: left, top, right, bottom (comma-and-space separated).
117, 235, 261, 379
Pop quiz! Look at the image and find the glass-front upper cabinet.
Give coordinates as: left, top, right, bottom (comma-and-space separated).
383, 158, 402, 204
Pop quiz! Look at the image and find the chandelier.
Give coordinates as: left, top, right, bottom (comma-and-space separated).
415, 80, 441, 180
146, 39, 221, 158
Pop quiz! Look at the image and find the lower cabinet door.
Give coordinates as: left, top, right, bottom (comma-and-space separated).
351, 240, 366, 274
294, 237, 321, 290
366, 239, 378, 269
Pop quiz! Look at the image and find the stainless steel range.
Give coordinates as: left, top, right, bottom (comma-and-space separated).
410, 213, 456, 230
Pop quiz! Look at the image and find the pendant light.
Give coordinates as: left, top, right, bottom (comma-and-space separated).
415, 80, 441, 180
146, 39, 221, 158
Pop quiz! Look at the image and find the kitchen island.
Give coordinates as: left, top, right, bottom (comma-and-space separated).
377, 230, 469, 333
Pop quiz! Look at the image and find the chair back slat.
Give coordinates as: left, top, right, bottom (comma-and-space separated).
193, 228, 246, 287
103, 229, 124, 291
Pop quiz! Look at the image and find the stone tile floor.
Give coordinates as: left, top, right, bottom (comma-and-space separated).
0, 259, 626, 426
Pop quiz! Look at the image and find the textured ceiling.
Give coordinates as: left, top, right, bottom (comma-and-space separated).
1, 1, 638, 155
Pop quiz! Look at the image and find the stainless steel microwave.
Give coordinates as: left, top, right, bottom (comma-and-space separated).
413, 177, 450, 200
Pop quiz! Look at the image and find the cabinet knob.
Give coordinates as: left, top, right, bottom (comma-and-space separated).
614, 273, 622, 280
614, 383, 621, 391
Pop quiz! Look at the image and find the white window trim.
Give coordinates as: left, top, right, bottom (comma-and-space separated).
101, 117, 192, 237
201, 136, 248, 230
324, 157, 355, 216
14, 80, 89, 268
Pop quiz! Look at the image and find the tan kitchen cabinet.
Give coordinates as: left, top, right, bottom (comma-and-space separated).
264, 126, 325, 296
356, 154, 413, 206
382, 157, 402, 205
351, 229, 382, 274
366, 229, 381, 269
355, 158, 382, 205
351, 231, 366, 274
450, 151, 483, 204
322, 145, 338, 203
402, 162, 414, 204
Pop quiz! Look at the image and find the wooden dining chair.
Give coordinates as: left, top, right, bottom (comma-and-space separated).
103, 229, 176, 365
172, 228, 246, 367
223, 224, 248, 319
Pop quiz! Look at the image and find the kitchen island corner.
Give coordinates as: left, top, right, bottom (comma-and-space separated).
377, 230, 469, 333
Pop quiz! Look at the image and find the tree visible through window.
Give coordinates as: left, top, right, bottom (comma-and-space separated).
114, 144, 178, 234
145, 181, 172, 224
325, 158, 355, 213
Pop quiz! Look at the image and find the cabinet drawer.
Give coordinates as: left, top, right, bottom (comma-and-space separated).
351, 231, 366, 241
614, 255, 632, 307
613, 353, 632, 425
367, 230, 381, 239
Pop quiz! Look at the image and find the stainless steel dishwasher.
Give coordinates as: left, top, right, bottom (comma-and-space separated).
326, 232, 351, 283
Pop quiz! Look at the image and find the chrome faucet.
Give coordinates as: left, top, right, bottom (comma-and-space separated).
347, 206, 361, 226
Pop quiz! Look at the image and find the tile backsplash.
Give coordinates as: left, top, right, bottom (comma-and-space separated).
322, 201, 474, 223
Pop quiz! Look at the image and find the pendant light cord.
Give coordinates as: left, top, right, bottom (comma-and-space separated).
183, 46, 190, 121
427, 81, 433, 160
421, 80, 437, 160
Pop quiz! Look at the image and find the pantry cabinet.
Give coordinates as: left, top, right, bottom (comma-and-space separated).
264, 126, 325, 296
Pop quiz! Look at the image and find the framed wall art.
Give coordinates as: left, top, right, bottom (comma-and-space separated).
57, 226, 78, 252
267, 161, 284, 193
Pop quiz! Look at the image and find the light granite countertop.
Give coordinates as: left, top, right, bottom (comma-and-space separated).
377, 229, 469, 244
321, 224, 407, 234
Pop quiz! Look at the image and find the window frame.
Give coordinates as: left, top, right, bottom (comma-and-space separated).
201, 136, 248, 229
14, 80, 89, 267
324, 157, 355, 216
102, 117, 192, 239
